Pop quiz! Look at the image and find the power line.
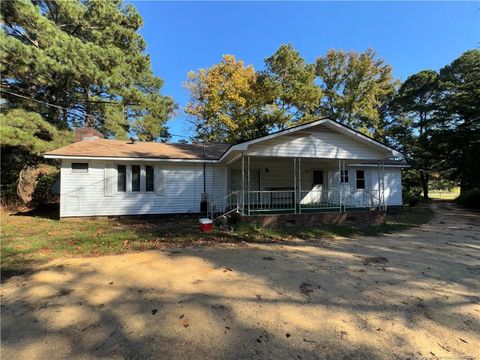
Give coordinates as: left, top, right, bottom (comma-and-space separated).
1, 88, 191, 141
0, 88, 97, 123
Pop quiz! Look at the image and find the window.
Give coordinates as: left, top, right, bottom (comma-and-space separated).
131, 165, 140, 192
146, 165, 154, 192
71, 163, 88, 173
117, 165, 126, 192
312, 170, 324, 185
341, 170, 349, 183
356, 170, 365, 189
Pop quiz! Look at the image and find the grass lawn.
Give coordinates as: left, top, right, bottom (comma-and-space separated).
1, 204, 433, 279
429, 187, 460, 200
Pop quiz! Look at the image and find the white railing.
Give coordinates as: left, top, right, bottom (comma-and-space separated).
208, 191, 239, 219
209, 187, 385, 217
235, 188, 384, 215
342, 189, 382, 209
299, 189, 342, 211
246, 190, 296, 213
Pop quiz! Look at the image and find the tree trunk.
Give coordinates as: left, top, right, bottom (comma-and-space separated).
420, 170, 429, 199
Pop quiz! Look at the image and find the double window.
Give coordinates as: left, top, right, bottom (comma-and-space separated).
117, 164, 155, 193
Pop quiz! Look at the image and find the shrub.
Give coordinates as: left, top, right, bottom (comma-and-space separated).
403, 190, 422, 207
456, 188, 480, 209
32, 172, 59, 205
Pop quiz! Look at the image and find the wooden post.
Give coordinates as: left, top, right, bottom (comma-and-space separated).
293, 158, 297, 214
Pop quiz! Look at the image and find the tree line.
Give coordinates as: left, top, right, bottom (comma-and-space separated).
185, 46, 479, 198
1, 0, 478, 206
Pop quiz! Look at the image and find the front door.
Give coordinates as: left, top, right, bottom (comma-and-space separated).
310, 169, 325, 204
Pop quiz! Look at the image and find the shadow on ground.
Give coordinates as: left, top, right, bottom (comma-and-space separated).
1, 202, 479, 360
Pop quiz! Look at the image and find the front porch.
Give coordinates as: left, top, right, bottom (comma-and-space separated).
209, 156, 387, 218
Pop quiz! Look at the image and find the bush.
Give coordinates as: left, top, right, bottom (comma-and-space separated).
403, 190, 422, 207
32, 172, 59, 205
456, 188, 480, 209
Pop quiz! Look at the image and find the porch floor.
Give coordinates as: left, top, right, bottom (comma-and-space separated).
241, 206, 374, 216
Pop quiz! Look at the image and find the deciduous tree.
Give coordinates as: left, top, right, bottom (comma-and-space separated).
261, 44, 321, 129
315, 49, 396, 138
185, 55, 271, 142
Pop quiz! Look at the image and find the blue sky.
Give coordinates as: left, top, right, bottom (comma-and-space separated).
133, 1, 479, 141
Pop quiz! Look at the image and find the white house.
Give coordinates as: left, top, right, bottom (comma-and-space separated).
44, 119, 407, 219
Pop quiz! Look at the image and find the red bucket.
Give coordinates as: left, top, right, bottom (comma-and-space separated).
199, 218, 213, 232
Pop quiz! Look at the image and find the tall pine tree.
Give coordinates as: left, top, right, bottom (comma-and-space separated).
1, 0, 174, 141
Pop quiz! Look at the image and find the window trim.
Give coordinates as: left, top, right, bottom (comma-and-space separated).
131, 164, 141, 192
340, 170, 349, 183
356, 170, 365, 190
117, 164, 127, 193
114, 164, 158, 194
312, 169, 324, 186
145, 165, 154, 192
71, 162, 89, 174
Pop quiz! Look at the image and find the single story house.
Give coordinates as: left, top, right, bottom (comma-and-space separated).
44, 119, 407, 220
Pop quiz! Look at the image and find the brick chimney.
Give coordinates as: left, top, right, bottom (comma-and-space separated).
75, 127, 104, 142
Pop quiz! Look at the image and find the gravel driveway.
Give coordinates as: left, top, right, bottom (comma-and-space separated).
2, 202, 479, 360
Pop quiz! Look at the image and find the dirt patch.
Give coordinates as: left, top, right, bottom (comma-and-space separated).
1, 203, 479, 360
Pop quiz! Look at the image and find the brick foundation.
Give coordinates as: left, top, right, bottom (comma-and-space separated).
235, 210, 386, 228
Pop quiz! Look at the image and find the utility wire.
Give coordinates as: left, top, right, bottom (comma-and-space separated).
1, 88, 192, 141
0, 88, 97, 123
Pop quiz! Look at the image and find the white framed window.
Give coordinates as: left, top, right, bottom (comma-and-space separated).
117, 164, 127, 192
341, 170, 349, 183
131, 165, 141, 192
71, 163, 89, 173
145, 165, 154, 192
312, 170, 324, 186
356, 170, 365, 189
112, 164, 161, 194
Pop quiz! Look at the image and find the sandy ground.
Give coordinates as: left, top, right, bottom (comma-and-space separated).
1, 202, 479, 360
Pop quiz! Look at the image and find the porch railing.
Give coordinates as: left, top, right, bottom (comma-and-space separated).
209, 187, 384, 218
299, 189, 342, 211
208, 191, 239, 220
246, 190, 296, 213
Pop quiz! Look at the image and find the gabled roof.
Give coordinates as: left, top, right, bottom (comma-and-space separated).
44, 138, 230, 161
44, 118, 402, 162
218, 118, 402, 161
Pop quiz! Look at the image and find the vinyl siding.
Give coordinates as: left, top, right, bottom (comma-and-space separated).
246, 130, 388, 159
228, 160, 403, 206
60, 160, 227, 217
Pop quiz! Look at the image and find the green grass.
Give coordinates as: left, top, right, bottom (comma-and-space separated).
1, 204, 433, 279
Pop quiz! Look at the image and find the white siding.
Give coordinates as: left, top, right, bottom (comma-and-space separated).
246, 130, 388, 159
60, 160, 227, 217
368, 167, 403, 206
227, 160, 403, 207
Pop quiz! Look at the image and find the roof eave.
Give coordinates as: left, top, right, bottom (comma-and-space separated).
43, 154, 218, 163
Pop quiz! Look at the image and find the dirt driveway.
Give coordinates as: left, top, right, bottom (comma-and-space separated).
2, 202, 479, 360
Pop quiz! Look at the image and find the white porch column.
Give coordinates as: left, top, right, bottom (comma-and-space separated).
338, 159, 342, 212
293, 158, 297, 214
247, 156, 251, 216
298, 158, 302, 214
241, 153, 245, 215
